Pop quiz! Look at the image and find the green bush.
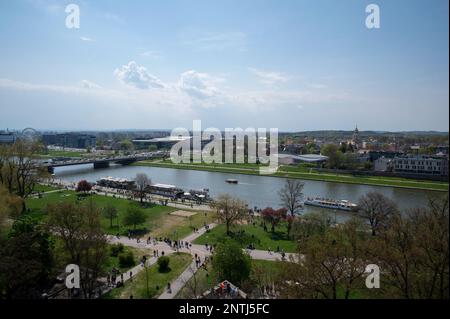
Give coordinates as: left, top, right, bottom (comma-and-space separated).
110, 243, 125, 257
118, 251, 135, 268
157, 256, 170, 273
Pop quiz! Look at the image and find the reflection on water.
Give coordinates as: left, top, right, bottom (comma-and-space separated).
53, 163, 444, 222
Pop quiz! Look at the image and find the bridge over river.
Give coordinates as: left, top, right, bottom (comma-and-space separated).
43, 152, 168, 173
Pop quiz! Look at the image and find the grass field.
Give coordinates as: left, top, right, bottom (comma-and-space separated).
104, 245, 150, 273
193, 220, 298, 252
133, 159, 448, 192
25, 188, 214, 237
104, 252, 192, 299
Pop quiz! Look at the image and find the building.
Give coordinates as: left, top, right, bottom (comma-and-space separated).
42, 133, 96, 149
374, 156, 394, 172
351, 125, 360, 148
201, 280, 247, 299
0, 131, 16, 144
393, 155, 449, 177
368, 151, 403, 162
277, 154, 328, 166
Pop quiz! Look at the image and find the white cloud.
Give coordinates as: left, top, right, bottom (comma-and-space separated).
248, 68, 289, 85
80, 80, 101, 89
177, 70, 223, 100
80, 36, 94, 42
114, 61, 166, 89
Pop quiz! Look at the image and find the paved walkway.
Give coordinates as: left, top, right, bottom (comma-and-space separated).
106, 223, 296, 299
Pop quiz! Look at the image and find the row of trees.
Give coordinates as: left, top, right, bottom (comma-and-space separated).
277, 195, 449, 299
211, 179, 305, 237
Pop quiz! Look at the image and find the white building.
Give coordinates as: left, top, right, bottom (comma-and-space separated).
374, 156, 393, 172
393, 155, 448, 177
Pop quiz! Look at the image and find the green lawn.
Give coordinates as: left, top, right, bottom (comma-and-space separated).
133, 160, 448, 192
104, 245, 150, 273
26, 190, 176, 235
104, 252, 192, 299
193, 219, 298, 253
33, 184, 61, 193
25, 188, 215, 238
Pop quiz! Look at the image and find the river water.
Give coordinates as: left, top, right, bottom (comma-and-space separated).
53, 164, 444, 222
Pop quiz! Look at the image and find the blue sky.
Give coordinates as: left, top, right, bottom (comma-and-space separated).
0, 0, 448, 131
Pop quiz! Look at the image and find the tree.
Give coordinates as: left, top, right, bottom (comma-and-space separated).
47, 199, 108, 299
212, 241, 251, 285
76, 180, 92, 193
278, 218, 368, 299
157, 256, 170, 272
123, 205, 147, 230
210, 194, 247, 235
261, 207, 287, 233
0, 140, 48, 213
0, 186, 23, 232
369, 196, 449, 299
358, 192, 399, 236
134, 173, 151, 204
321, 144, 343, 169
278, 179, 304, 216
119, 139, 134, 151
286, 215, 296, 239
0, 216, 54, 299
102, 203, 118, 228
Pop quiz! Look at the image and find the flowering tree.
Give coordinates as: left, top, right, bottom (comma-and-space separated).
261, 207, 287, 233
76, 180, 92, 193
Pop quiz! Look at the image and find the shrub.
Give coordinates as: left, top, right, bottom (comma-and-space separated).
157, 256, 170, 273
118, 251, 135, 268
110, 243, 125, 257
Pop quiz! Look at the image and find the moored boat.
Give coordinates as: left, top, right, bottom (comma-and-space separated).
304, 197, 358, 212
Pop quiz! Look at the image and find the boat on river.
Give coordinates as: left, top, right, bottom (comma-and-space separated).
304, 197, 359, 212
226, 179, 238, 184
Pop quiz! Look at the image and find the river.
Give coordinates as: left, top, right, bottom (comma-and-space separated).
53, 164, 444, 222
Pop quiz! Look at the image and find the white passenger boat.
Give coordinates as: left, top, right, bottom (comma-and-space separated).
304, 197, 359, 212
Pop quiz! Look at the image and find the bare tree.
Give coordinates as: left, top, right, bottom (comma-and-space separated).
0, 140, 48, 213
210, 194, 247, 235
278, 218, 368, 299
180, 265, 204, 299
278, 179, 304, 216
358, 192, 399, 236
134, 173, 151, 204
47, 199, 108, 299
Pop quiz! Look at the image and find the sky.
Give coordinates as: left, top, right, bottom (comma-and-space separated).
0, 0, 448, 132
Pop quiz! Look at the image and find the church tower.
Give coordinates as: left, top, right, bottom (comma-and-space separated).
352, 125, 360, 148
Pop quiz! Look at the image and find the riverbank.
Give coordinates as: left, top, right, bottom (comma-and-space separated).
133, 160, 449, 192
